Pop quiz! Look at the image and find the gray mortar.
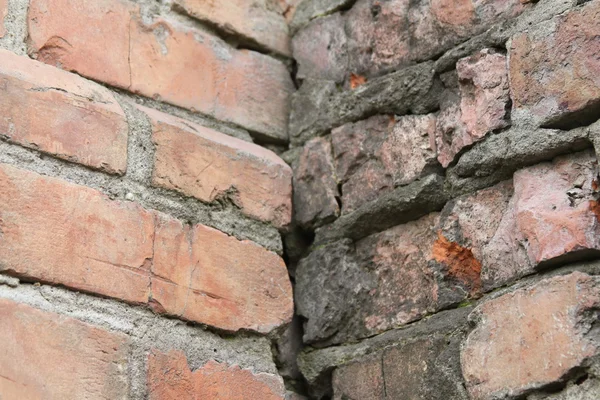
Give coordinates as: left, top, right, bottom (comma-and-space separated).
289, 0, 358, 34
0, 278, 281, 399
0, 139, 283, 253
0, 0, 29, 55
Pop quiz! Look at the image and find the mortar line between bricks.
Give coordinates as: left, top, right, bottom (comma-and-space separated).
0, 138, 284, 254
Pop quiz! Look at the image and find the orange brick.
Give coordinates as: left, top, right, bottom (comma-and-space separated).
144, 106, 292, 228
0, 299, 130, 399
174, 0, 290, 56
28, 0, 294, 141
0, 163, 154, 303
0, 0, 6, 37
151, 216, 293, 333
0, 50, 128, 174
148, 350, 286, 400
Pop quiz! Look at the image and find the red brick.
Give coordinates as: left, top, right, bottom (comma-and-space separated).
293, 136, 340, 229
0, 50, 128, 174
0, 299, 129, 399
174, 0, 290, 56
0, 0, 7, 38
461, 272, 600, 399
27, 0, 294, 141
151, 216, 293, 333
436, 49, 510, 167
0, 163, 154, 304
143, 106, 292, 228
332, 114, 437, 214
509, 0, 600, 128
332, 354, 384, 400
148, 350, 286, 400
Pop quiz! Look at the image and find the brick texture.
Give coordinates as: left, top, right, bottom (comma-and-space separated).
0, 0, 6, 38
148, 350, 286, 400
27, 0, 294, 141
144, 106, 293, 228
462, 272, 600, 399
0, 50, 128, 174
0, 299, 130, 399
0, 163, 292, 333
509, 0, 600, 128
174, 0, 290, 56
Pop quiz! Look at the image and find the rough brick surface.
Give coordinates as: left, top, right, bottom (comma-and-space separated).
28, 0, 294, 141
0, 299, 130, 399
152, 218, 294, 334
332, 354, 384, 400
509, 0, 600, 128
462, 272, 600, 399
0, 162, 155, 303
0, 163, 292, 333
148, 350, 286, 400
174, 0, 290, 56
436, 49, 510, 167
0, 50, 128, 174
293, 136, 340, 229
332, 114, 438, 214
144, 107, 293, 228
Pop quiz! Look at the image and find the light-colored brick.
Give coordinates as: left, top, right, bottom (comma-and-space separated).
0, 0, 7, 38
151, 217, 293, 333
174, 0, 290, 56
28, 0, 294, 141
0, 299, 130, 400
144, 106, 292, 228
148, 350, 286, 399
462, 272, 600, 399
0, 162, 154, 304
0, 50, 128, 174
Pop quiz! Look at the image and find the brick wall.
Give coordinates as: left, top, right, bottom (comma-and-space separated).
288, 0, 600, 399
0, 0, 298, 398
1, 0, 600, 399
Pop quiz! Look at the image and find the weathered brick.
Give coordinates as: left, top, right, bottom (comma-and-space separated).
343, 0, 525, 79
293, 13, 348, 83
0, 163, 154, 304
148, 350, 286, 399
462, 272, 600, 399
293, 136, 340, 229
332, 354, 384, 400
0, 0, 7, 37
173, 0, 290, 56
151, 216, 293, 333
144, 106, 292, 228
0, 299, 130, 399
509, 0, 600, 128
332, 114, 438, 214
0, 50, 128, 174
28, 0, 294, 141
436, 49, 510, 167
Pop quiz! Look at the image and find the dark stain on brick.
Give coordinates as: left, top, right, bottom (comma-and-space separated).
432, 232, 482, 295
589, 200, 600, 223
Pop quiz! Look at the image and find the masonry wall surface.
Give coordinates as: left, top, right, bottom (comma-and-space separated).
1, 0, 600, 399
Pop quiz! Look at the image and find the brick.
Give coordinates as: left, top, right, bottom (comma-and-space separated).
509, 0, 600, 128
461, 272, 600, 399
332, 114, 438, 214
151, 217, 293, 334
343, 0, 525, 79
0, 0, 6, 37
436, 49, 510, 167
0, 299, 129, 399
293, 13, 348, 83
174, 0, 290, 56
332, 354, 384, 400
293, 137, 340, 229
0, 163, 154, 304
0, 50, 128, 174
144, 107, 292, 228
28, 0, 294, 141
148, 350, 286, 400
